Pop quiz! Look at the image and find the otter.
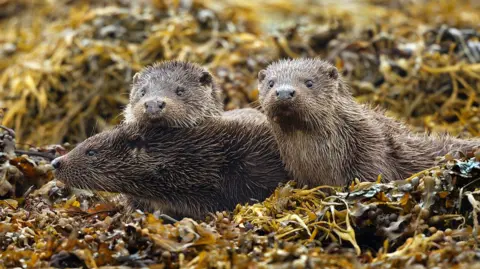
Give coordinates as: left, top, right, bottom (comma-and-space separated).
223, 107, 267, 125
51, 119, 289, 219
257, 58, 480, 187
123, 60, 265, 126
123, 60, 223, 127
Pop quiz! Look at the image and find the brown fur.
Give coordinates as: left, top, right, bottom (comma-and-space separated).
123, 60, 223, 127
258, 58, 480, 187
52, 118, 289, 220
223, 108, 267, 125
123, 60, 267, 127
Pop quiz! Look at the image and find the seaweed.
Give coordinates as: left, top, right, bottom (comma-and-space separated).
1, 0, 480, 267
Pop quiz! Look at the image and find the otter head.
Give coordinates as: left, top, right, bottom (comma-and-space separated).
51, 125, 152, 195
258, 58, 348, 132
125, 60, 223, 127
51, 123, 221, 206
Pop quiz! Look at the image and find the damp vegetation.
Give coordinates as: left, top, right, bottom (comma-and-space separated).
1, 0, 480, 268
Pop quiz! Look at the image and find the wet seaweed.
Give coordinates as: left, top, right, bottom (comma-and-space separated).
1, 0, 480, 268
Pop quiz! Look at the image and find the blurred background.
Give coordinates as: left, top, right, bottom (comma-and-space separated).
0, 0, 479, 146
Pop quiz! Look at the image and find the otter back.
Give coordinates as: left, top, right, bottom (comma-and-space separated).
222, 108, 267, 125
52, 118, 289, 219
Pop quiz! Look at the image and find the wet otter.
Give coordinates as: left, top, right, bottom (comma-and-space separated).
258, 58, 480, 187
51, 119, 289, 219
123, 60, 264, 126
223, 107, 267, 125
123, 60, 223, 127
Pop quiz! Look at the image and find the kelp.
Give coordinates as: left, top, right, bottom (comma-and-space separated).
1, 0, 480, 268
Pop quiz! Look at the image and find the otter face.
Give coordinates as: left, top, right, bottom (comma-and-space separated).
124, 61, 223, 127
51, 125, 156, 196
258, 58, 342, 131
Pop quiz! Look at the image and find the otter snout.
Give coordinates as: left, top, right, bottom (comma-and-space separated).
276, 87, 296, 101
144, 99, 166, 115
51, 157, 62, 169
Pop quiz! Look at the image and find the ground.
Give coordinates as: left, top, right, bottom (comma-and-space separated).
0, 0, 480, 268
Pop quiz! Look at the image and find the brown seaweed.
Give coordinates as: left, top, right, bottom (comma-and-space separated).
1, 0, 480, 268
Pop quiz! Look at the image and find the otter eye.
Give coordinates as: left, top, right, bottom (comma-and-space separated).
305, 80, 313, 88
140, 88, 146, 97
86, 150, 97, 157
176, 87, 185, 96
268, 80, 275, 88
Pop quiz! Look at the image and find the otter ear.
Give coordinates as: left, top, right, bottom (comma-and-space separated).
325, 66, 339, 80
199, 71, 213, 86
132, 72, 140, 84
258, 69, 267, 82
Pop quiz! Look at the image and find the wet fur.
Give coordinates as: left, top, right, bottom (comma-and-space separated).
123, 60, 223, 127
258, 58, 480, 187
118, 61, 277, 217
222, 108, 267, 125
53, 118, 289, 219
123, 60, 266, 127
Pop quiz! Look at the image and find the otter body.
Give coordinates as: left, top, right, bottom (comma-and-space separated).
258, 58, 480, 187
223, 108, 267, 125
52, 118, 289, 219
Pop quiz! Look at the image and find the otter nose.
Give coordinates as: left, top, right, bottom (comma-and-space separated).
276, 88, 295, 100
144, 100, 166, 114
51, 157, 61, 169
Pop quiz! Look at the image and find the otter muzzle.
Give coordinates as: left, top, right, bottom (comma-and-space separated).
144, 99, 166, 114
51, 157, 62, 169
276, 87, 296, 100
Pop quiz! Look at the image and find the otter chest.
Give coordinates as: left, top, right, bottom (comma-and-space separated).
278, 131, 338, 186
